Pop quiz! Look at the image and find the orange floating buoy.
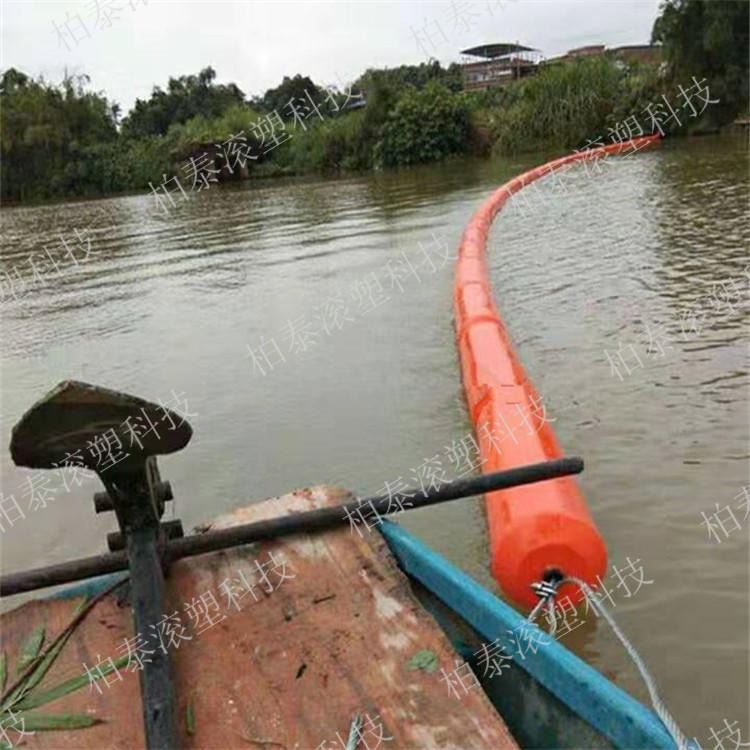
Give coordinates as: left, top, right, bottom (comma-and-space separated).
454, 136, 661, 609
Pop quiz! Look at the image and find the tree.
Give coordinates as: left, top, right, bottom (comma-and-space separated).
355, 60, 462, 94
260, 74, 322, 114
376, 81, 471, 167
0, 69, 119, 201
652, 0, 749, 123
121, 66, 246, 138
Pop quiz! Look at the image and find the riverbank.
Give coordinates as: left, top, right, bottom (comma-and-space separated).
3, 50, 747, 208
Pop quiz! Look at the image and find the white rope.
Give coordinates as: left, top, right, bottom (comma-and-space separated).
346, 713, 363, 750
527, 593, 549, 625
560, 575, 690, 750
546, 597, 558, 638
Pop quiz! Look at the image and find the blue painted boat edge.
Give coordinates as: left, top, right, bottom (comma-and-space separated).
47, 572, 128, 601
379, 519, 678, 750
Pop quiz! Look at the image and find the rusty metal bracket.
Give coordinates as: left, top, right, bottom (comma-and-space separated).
9, 380, 192, 750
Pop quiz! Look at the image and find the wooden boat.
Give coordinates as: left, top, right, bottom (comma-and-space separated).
1, 485, 676, 749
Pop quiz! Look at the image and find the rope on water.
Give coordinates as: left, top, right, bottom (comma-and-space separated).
546, 597, 558, 638
527, 574, 690, 750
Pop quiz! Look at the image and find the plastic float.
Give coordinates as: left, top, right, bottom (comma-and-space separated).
454, 135, 661, 609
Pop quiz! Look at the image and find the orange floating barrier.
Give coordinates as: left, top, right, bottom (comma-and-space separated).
454, 136, 661, 610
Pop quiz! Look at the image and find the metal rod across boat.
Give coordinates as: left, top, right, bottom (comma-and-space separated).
0, 457, 583, 597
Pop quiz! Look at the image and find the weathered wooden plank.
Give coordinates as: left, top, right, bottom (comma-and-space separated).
0, 486, 518, 749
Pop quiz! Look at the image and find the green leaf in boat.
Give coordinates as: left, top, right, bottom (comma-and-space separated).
18, 598, 90, 700
16, 626, 45, 675
186, 701, 195, 735
1, 598, 90, 712
15, 630, 76, 704
16, 654, 130, 712
406, 649, 439, 673
1, 711, 101, 731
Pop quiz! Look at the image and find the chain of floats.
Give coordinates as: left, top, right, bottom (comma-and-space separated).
528, 577, 691, 750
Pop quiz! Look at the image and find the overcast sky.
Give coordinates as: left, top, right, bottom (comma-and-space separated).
2, 0, 661, 114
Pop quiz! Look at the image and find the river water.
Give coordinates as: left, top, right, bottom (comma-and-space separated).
1, 134, 747, 741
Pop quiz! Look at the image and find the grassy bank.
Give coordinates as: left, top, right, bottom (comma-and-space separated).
0, 58, 665, 204
2, 0, 747, 205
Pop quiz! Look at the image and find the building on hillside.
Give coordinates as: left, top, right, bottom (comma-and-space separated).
567, 44, 606, 59
460, 40, 661, 91
460, 43, 542, 91
610, 44, 662, 65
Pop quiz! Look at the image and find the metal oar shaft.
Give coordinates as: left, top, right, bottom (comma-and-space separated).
0, 457, 582, 597
168, 456, 584, 560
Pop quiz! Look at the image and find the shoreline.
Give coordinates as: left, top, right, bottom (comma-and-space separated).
2, 127, 746, 212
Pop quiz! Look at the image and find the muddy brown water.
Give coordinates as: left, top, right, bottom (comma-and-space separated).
1, 134, 747, 741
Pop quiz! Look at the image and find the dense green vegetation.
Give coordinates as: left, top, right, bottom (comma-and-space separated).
121, 67, 246, 139
484, 56, 680, 154
354, 60, 464, 95
378, 81, 471, 167
0, 70, 120, 202
652, 0, 749, 126
1, 0, 746, 204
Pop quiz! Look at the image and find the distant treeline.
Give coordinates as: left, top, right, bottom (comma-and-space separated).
1, 0, 747, 204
